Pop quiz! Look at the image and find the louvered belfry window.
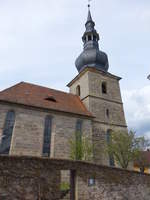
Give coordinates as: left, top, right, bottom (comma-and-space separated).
0, 110, 15, 154
42, 116, 52, 157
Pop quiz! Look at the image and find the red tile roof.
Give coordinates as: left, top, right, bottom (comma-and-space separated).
0, 82, 93, 117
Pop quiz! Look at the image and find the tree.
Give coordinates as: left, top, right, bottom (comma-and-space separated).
69, 131, 93, 161
135, 151, 148, 173
134, 137, 150, 173
106, 130, 150, 169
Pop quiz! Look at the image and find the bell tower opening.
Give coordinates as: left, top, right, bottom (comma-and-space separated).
76, 85, 81, 96
102, 82, 107, 94
88, 35, 92, 41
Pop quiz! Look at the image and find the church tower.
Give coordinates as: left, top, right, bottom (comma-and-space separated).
68, 7, 127, 165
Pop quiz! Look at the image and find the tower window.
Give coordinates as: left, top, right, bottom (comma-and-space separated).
106, 109, 109, 118
0, 110, 15, 154
42, 115, 52, 157
88, 35, 92, 41
102, 82, 107, 94
76, 85, 81, 96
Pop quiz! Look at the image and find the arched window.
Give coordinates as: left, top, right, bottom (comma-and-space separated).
42, 116, 52, 157
102, 82, 107, 94
106, 129, 115, 166
76, 85, 81, 96
0, 110, 15, 154
76, 120, 82, 133
75, 119, 83, 160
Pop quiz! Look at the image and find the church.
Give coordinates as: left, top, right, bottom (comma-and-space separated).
0, 8, 127, 166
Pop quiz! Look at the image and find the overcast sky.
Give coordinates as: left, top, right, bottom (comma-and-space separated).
0, 0, 150, 138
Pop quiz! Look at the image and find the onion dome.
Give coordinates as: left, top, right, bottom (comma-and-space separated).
75, 7, 109, 73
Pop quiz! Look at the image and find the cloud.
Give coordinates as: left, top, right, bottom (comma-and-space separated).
122, 85, 150, 138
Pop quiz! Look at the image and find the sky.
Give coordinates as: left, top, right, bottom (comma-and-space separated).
0, 0, 150, 138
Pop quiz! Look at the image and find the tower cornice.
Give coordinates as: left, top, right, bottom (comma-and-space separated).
67, 67, 121, 87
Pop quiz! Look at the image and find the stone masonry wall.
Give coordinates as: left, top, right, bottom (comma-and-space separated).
69, 70, 90, 100
0, 156, 61, 200
92, 122, 127, 165
87, 70, 127, 128
0, 103, 92, 159
88, 69, 122, 102
0, 156, 149, 200
69, 68, 127, 165
76, 163, 150, 200
89, 97, 126, 125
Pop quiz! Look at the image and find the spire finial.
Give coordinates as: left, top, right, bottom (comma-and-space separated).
87, 0, 93, 22
88, 0, 92, 10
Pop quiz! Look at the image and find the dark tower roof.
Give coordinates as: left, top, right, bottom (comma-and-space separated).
87, 9, 93, 22
75, 7, 109, 73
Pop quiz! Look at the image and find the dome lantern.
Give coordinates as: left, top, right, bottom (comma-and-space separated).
75, 6, 109, 73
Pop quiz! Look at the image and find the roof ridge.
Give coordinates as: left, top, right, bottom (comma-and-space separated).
0, 82, 24, 93
15, 81, 79, 97
0, 81, 79, 98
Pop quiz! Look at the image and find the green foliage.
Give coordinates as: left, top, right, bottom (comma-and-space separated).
134, 137, 150, 173
60, 182, 70, 191
82, 134, 93, 161
69, 131, 93, 161
136, 151, 149, 173
106, 130, 150, 169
